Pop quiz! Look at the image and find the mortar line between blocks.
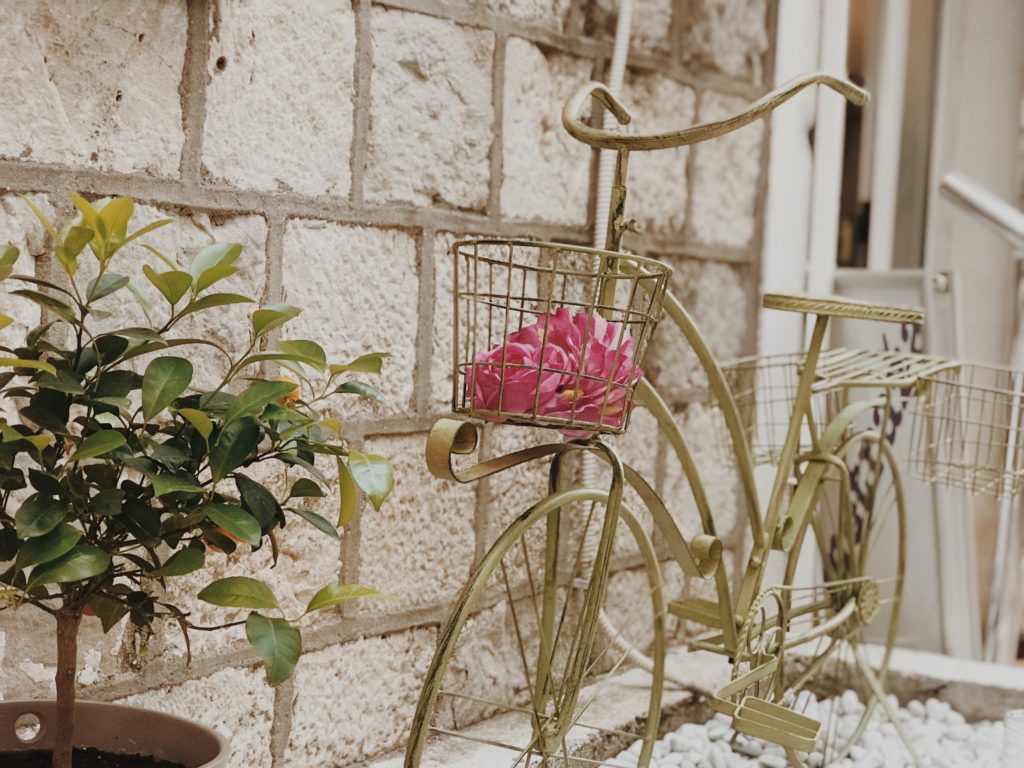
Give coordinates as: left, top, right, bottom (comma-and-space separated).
179, 0, 211, 183
414, 226, 435, 415
488, 33, 507, 220
350, 0, 374, 204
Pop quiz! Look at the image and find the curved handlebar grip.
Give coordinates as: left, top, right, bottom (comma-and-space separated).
562, 72, 869, 151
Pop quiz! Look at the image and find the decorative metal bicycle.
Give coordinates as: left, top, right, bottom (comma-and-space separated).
403, 73, 1024, 768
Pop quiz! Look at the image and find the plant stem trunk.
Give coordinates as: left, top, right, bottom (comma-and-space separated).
53, 606, 82, 768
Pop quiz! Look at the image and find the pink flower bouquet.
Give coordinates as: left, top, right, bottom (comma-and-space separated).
468, 308, 643, 437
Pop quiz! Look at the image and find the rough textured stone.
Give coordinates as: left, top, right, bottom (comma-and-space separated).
502, 38, 592, 226
0, 1, 186, 174
282, 221, 419, 413
435, 600, 535, 728
605, 406, 661, 554
366, 9, 494, 210
117, 667, 274, 768
621, 73, 695, 235
646, 257, 749, 402
204, 0, 355, 196
481, 0, 571, 30
589, 0, 673, 54
661, 403, 744, 544
690, 92, 764, 248
356, 433, 477, 610
284, 627, 435, 766
679, 0, 769, 84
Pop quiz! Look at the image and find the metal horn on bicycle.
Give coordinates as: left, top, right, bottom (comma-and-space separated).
562, 72, 869, 152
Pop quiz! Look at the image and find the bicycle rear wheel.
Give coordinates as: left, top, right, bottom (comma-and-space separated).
405, 487, 666, 768
782, 430, 907, 763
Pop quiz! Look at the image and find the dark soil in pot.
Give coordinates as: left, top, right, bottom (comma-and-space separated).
0, 747, 185, 768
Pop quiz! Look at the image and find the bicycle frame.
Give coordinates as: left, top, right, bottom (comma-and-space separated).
562, 73, 884, 648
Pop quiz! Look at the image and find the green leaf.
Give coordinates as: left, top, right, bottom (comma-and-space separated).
252, 303, 300, 338
199, 576, 278, 609
0, 313, 11, 332
178, 292, 255, 318
87, 594, 130, 633
151, 547, 205, 577
28, 545, 109, 588
16, 523, 81, 568
141, 243, 179, 270
209, 417, 260, 482
143, 265, 192, 305
203, 503, 261, 546
87, 272, 129, 302
67, 430, 126, 462
97, 197, 133, 245
223, 381, 298, 426
347, 452, 394, 512
337, 457, 357, 526
329, 352, 391, 376
246, 613, 301, 686
288, 478, 324, 498
21, 197, 59, 244
235, 474, 280, 530
62, 225, 94, 260
70, 193, 99, 232
142, 356, 193, 421
176, 407, 213, 440
189, 243, 243, 281
122, 217, 173, 247
291, 507, 339, 539
277, 340, 326, 371
151, 474, 204, 497
0, 244, 20, 269
333, 381, 387, 404
0, 357, 57, 375
10, 289, 76, 322
194, 264, 238, 293
305, 584, 382, 614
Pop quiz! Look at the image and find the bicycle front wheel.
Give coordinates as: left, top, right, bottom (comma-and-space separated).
405, 487, 666, 768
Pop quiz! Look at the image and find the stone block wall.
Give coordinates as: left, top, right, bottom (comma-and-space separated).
0, 0, 774, 765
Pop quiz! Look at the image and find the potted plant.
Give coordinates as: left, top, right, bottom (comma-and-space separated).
0, 195, 395, 768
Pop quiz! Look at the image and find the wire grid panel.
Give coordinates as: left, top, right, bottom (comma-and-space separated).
452, 239, 671, 435
712, 354, 842, 466
909, 363, 1024, 498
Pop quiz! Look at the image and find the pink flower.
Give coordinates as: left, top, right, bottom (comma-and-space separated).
468, 308, 643, 436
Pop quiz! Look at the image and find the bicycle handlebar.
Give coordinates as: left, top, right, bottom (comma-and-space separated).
562, 72, 869, 152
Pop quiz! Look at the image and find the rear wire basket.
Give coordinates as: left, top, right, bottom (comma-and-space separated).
714, 354, 842, 466
452, 239, 672, 436
909, 363, 1024, 498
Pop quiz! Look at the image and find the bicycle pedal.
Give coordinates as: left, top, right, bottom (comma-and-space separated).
668, 597, 723, 628
732, 696, 819, 753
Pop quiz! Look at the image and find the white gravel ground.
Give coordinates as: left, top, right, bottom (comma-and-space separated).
603, 690, 1006, 768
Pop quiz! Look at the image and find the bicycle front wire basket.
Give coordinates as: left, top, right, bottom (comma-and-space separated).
909, 363, 1024, 498
452, 239, 672, 436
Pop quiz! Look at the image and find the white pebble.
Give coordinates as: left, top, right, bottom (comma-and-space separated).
605, 694, 997, 768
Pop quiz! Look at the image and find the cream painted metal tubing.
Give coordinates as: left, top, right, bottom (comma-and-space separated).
561, 73, 867, 152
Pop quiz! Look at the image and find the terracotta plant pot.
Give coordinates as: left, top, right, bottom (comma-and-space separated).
0, 700, 230, 767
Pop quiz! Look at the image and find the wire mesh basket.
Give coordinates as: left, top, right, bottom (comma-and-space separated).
711, 353, 843, 466
909, 363, 1024, 498
452, 239, 672, 436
